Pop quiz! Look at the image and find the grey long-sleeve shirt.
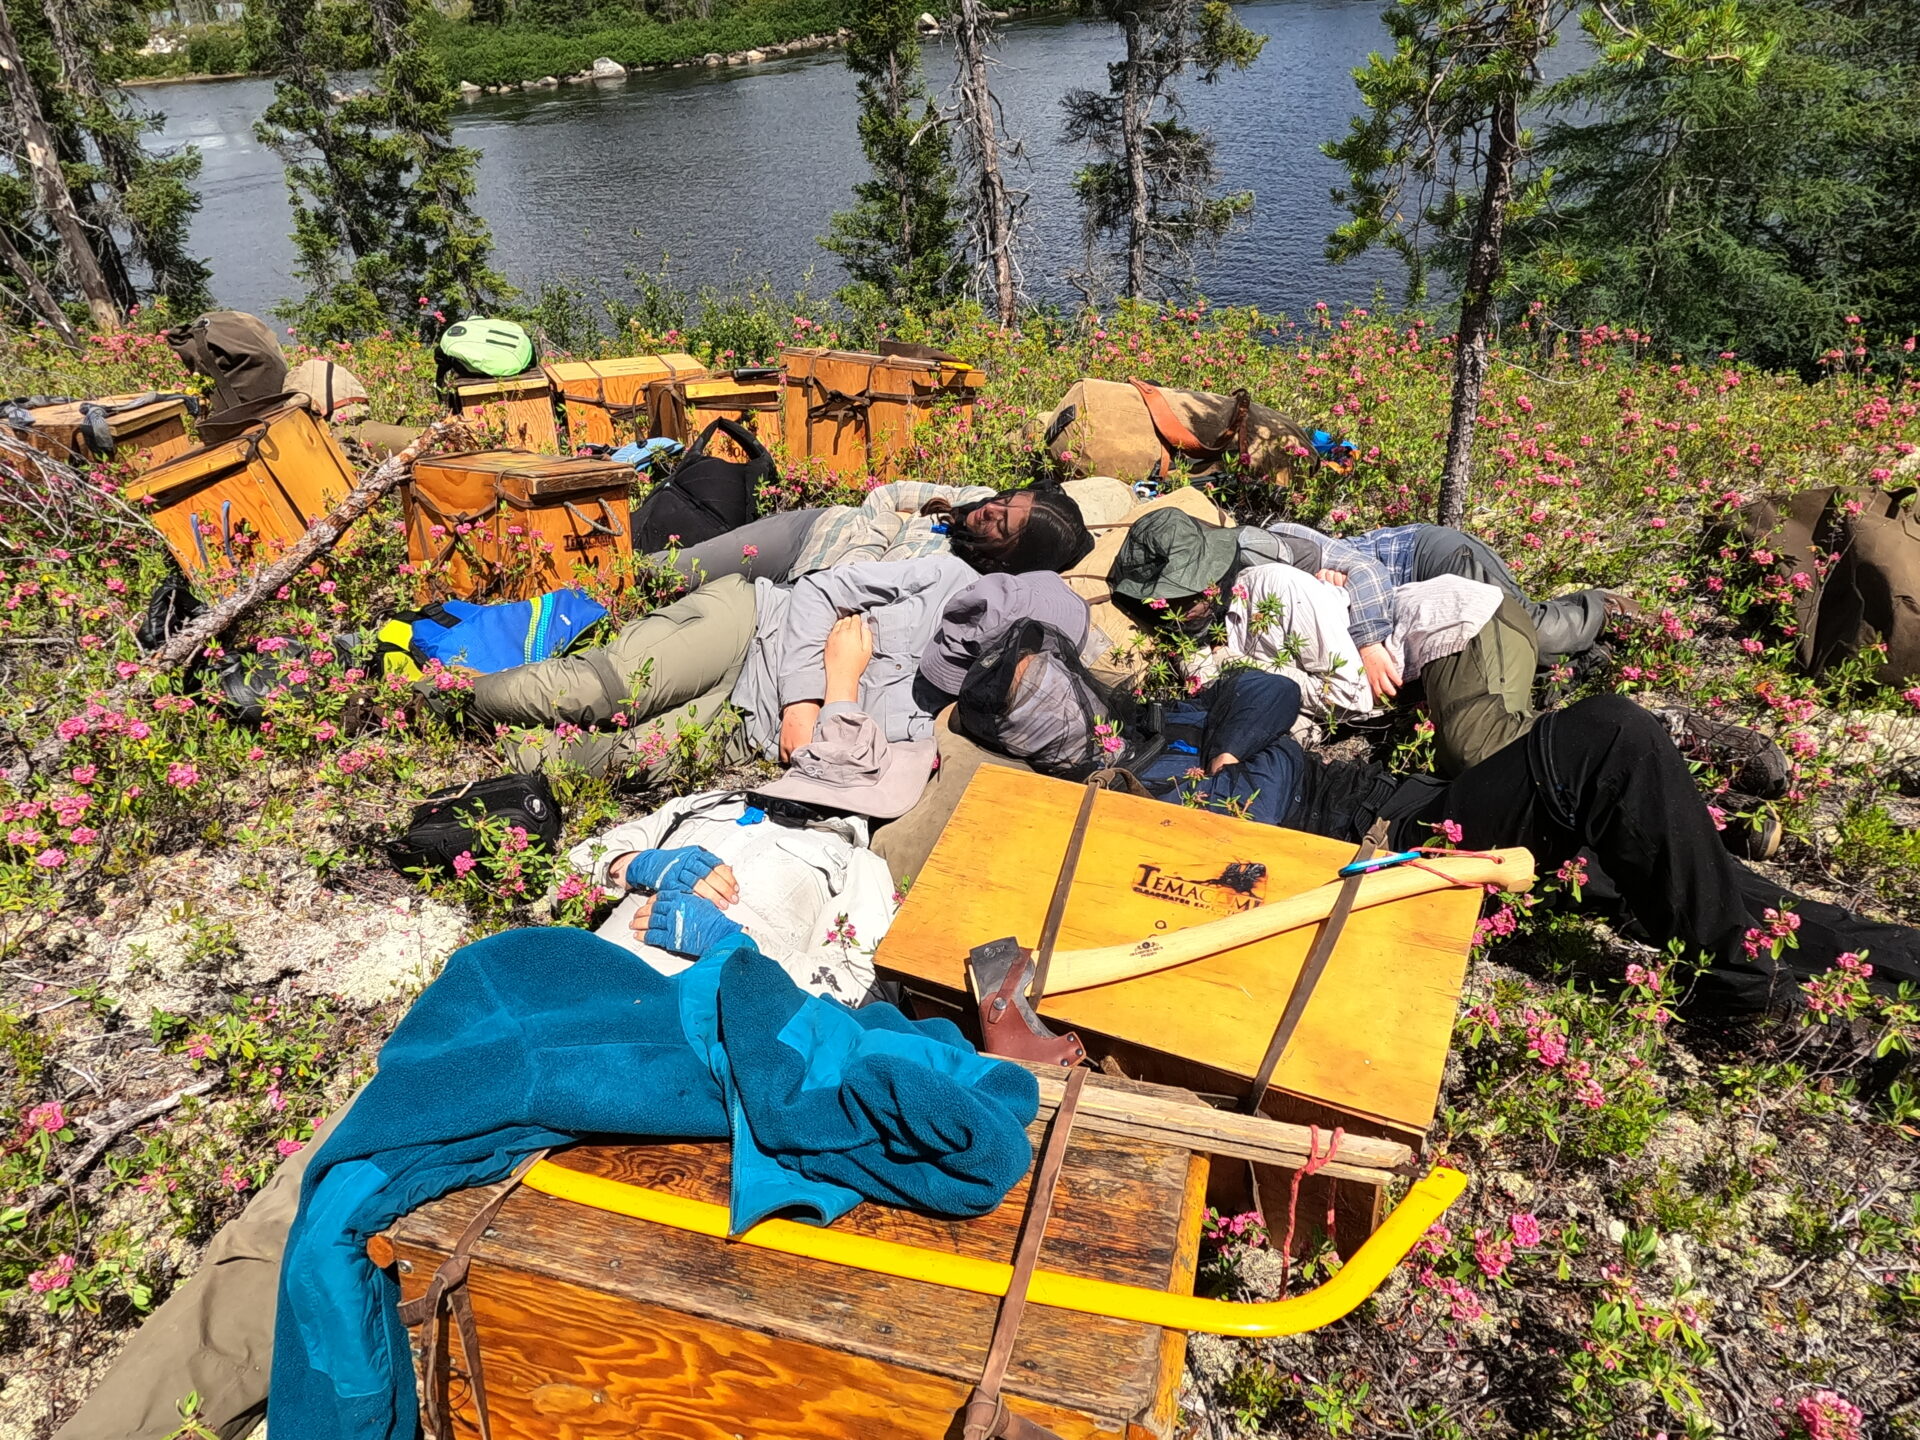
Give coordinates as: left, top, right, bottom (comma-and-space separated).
730, 554, 980, 758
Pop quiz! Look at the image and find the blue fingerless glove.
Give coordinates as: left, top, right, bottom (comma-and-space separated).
624, 845, 724, 894
644, 890, 747, 957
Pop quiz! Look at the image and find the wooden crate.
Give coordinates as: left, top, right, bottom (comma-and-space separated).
668, 372, 784, 461
544, 354, 709, 449
405, 449, 636, 601
2, 393, 194, 476
120, 405, 357, 579
446, 374, 561, 453
382, 1128, 1206, 1439
781, 346, 981, 481
875, 766, 1484, 1248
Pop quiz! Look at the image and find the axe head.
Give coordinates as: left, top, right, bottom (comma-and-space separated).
966, 937, 1087, 1068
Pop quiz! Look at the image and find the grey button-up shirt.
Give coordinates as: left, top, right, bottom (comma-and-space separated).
731, 554, 981, 758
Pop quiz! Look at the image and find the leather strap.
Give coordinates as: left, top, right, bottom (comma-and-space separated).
396, 1150, 546, 1440
961, 1067, 1087, 1440
1240, 818, 1390, 1112
1129, 379, 1254, 472
1028, 778, 1100, 1001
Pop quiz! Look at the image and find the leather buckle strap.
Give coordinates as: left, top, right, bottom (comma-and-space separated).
962, 1066, 1087, 1440
397, 1149, 546, 1440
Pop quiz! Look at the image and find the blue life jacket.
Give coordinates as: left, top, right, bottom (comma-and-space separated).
406, 588, 608, 674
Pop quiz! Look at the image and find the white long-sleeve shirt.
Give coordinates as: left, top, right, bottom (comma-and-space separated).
569, 791, 897, 1004
1187, 562, 1374, 725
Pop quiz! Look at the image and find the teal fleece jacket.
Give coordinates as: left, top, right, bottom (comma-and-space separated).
267, 926, 1038, 1440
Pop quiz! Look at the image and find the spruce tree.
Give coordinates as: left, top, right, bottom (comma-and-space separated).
258, 0, 510, 338
1060, 0, 1265, 301
824, 0, 961, 313
1325, 0, 1770, 526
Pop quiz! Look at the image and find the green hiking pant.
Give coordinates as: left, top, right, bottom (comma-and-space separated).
465, 572, 759, 782
1420, 593, 1541, 779
53, 1098, 356, 1440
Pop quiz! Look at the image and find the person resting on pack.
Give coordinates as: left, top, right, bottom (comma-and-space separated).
1113, 508, 1627, 706
1109, 511, 1374, 732
570, 616, 920, 1005
650, 481, 1097, 588
948, 619, 1917, 1018
457, 552, 981, 782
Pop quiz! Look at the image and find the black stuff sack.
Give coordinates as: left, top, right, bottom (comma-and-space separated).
386, 773, 563, 877
630, 416, 767, 553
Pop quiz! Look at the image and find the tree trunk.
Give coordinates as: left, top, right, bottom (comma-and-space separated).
954, 0, 1016, 324
0, 0, 119, 331
0, 225, 81, 344
42, 0, 141, 310
1119, 11, 1151, 300
1436, 85, 1523, 529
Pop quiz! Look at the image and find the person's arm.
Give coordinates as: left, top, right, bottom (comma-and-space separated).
1321, 542, 1398, 700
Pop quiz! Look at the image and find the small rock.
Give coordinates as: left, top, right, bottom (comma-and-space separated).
457, 80, 481, 95
744, 48, 766, 62
704, 52, 723, 65
917, 10, 940, 30
537, 74, 559, 87
590, 56, 626, 78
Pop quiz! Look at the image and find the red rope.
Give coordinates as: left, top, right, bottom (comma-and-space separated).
1406, 848, 1506, 889
1279, 1124, 1344, 1291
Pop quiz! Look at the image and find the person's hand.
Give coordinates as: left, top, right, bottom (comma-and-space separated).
1208, 751, 1241, 775
641, 890, 747, 957
822, 614, 875, 704
779, 700, 823, 762
1358, 642, 1401, 703
1315, 568, 1349, 587
624, 846, 727, 895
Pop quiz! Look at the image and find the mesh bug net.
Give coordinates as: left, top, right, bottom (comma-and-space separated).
954, 619, 1152, 780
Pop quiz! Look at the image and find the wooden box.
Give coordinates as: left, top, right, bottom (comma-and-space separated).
405, 449, 636, 601
2, 392, 194, 476
383, 1129, 1206, 1439
447, 374, 561, 453
875, 766, 1484, 1247
781, 346, 981, 481
545, 354, 709, 449
666, 371, 784, 461
120, 405, 356, 579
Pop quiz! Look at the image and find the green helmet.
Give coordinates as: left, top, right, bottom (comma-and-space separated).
439, 317, 534, 379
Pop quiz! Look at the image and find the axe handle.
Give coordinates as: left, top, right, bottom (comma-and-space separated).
1040, 848, 1536, 996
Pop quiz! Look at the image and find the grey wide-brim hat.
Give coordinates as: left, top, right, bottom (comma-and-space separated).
1110, 507, 1239, 602
755, 707, 938, 820
919, 571, 1091, 698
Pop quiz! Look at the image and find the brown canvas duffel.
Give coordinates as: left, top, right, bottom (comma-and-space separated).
1034, 377, 1317, 485
1736, 485, 1920, 685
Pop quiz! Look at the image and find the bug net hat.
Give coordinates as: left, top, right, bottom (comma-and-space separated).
953, 619, 1148, 780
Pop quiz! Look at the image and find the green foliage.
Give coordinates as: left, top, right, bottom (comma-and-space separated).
1832, 798, 1920, 909
1060, 0, 1265, 299
257, 0, 512, 338
822, 0, 960, 314
1512, 0, 1918, 369
429, 0, 845, 86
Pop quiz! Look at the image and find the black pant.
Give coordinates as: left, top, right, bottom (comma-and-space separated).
1364, 694, 1919, 1015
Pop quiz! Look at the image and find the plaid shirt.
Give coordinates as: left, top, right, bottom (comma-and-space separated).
1261, 522, 1400, 647
788, 481, 996, 576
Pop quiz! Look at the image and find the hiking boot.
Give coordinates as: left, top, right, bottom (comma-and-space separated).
1653, 707, 1791, 800
1719, 806, 1784, 862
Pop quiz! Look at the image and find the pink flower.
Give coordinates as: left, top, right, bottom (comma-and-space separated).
1527, 1023, 1568, 1068
56, 717, 89, 741
1433, 818, 1464, 845
185, 1033, 213, 1060
70, 764, 97, 786
1473, 1228, 1515, 1278
276, 1138, 306, 1158
741, 544, 760, 559
1510, 1212, 1542, 1248
221, 1164, 251, 1193
27, 1254, 75, 1293
24, 1100, 66, 1133
1794, 1390, 1864, 1440
314, 723, 338, 743
67, 827, 99, 846
1904, 686, 1920, 711
452, 851, 478, 877
127, 721, 151, 740
33, 848, 67, 869
166, 762, 200, 789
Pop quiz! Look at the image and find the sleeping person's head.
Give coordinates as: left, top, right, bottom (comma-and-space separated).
938, 485, 1096, 575
951, 618, 1136, 779
918, 571, 1093, 705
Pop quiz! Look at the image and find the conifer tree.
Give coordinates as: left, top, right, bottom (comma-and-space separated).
258, 0, 509, 337
1326, 0, 1772, 526
952, 0, 1022, 324
1060, 0, 1265, 301
824, 0, 960, 313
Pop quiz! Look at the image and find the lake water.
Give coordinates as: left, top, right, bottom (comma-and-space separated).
147, 0, 1416, 323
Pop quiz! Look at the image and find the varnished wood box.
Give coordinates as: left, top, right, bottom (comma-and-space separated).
545, 354, 709, 449
2, 392, 194, 476
781, 346, 981, 481
119, 405, 356, 579
405, 449, 636, 601
447, 374, 562, 453
384, 1133, 1206, 1439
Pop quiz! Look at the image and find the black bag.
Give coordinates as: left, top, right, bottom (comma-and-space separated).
136, 573, 206, 652
630, 417, 768, 553
211, 636, 364, 724
386, 773, 563, 877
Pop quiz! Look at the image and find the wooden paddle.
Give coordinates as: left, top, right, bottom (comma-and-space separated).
1041, 847, 1536, 996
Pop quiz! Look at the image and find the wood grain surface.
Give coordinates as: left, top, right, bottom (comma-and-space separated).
386, 1125, 1204, 1437
875, 766, 1484, 1133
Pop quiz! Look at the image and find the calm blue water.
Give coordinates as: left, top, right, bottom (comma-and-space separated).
146, 0, 1421, 321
